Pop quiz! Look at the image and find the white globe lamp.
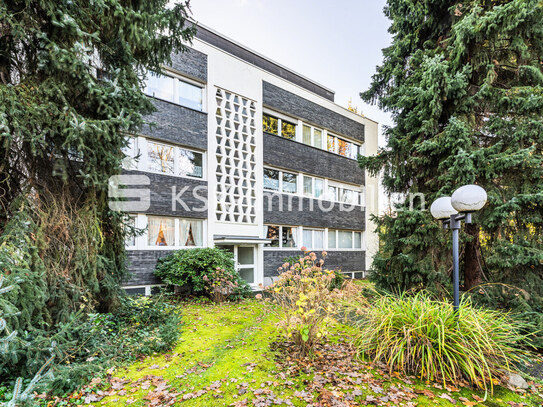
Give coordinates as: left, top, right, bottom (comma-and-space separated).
451, 184, 487, 213
430, 197, 458, 220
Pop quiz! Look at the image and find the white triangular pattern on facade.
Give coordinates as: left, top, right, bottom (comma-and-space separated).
215, 88, 257, 224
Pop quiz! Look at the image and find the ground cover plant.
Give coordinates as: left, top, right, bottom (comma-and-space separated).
0, 294, 182, 403
39, 299, 543, 407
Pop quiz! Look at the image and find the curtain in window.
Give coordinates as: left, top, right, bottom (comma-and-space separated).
190, 220, 203, 246
148, 217, 174, 246
179, 219, 190, 246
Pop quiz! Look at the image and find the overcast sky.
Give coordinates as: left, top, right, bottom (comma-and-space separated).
189, 0, 393, 144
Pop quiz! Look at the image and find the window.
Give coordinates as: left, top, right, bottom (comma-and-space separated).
144, 72, 175, 102
328, 230, 364, 250
282, 172, 297, 193
328, 229, 336, 248
144, 71, 204, 111
281, 120, 296, 140
282, 226, 297, 247
264, 168, 297, 194
354, 232, 362, 249
178, 148, 203, 178
179, 219, 204, 247
264, 225, 297, 248
303, 125, 323, 148
122, 137, 138, 170
147, 216, 203, 248
263, 113, 296, 140
148, 141, 174, 174
327, 133, 360, 159
338, 231, 353, 249
303, 125, 312, 145
146, 140, 203, 178
265, 225, 280, 247
263, 114, 279, 135
125, 216, 136, 247
315, 179, 324, 199
263, 168, 280, 191
178, 80, 203, 111
148, 216, 175, 246
328, 186, 337, 201
303, 176, 312, 197
303, 175, 325, 199
327, 184, 363, 206
302, 229, 324, 249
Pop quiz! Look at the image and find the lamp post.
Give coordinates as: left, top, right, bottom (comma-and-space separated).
430, 185, 487, 312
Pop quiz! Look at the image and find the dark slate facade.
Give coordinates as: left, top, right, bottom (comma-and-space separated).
263, 134, 364, 185
263, 251, 365, 277
123, 170, 208, 218
142, 99, 207, 150
126, 251, 172, 286
264, 193, 365, 230
263, 82, 365, 142
170, 47, 207, 83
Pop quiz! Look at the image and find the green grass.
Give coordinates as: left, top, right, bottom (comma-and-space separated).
89, 300, 543, 407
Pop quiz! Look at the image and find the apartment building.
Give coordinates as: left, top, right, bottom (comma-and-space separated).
121, 24, 379, 295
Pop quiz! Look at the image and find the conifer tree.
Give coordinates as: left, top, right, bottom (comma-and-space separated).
0, 0, 195, 376
360, 1, 543, 315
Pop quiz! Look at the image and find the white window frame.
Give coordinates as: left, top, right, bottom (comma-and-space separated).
123, 135, 206, 181
301, 227, 326, 250
123, 284, 166, 296
327, 132, 362, 160
263, 166, 299, 194
327, 229, 365, 251
262, 110, 297, 140
263, 225, 299, 250
126, 214, 207, 251
144, 69, 206, 112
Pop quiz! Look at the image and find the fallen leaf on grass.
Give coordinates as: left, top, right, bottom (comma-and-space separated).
439, 393, 457, 404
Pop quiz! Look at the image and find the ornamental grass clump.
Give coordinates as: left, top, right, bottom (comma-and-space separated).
262, 249, 338, 356
354, 292, 531, 392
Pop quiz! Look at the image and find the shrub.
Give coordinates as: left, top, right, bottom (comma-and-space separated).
263, 250, 338, 356
283, 254, 345, 290
203, 267, 244, 303
351, 292, 531, 392
154, 248, 251, 299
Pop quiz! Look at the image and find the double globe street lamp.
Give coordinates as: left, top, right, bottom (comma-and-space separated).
430, 185, 488, 312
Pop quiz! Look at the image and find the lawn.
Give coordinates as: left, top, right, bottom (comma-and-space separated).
76, 299, 542, 407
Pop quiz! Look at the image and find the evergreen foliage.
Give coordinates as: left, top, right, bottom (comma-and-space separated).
155, 248, 252, 299
361, 0, 543, 337
0, 0, 194, 385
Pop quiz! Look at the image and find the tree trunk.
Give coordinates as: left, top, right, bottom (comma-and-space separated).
464, 223, 483, 290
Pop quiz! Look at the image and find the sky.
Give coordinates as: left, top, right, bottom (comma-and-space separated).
188, 0, 393, 146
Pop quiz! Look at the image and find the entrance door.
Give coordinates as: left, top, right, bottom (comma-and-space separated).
216, 245, 256, 285
236, 246, 255, 285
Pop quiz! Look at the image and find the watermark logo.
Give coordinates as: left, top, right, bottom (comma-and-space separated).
108, 175, 151, 212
